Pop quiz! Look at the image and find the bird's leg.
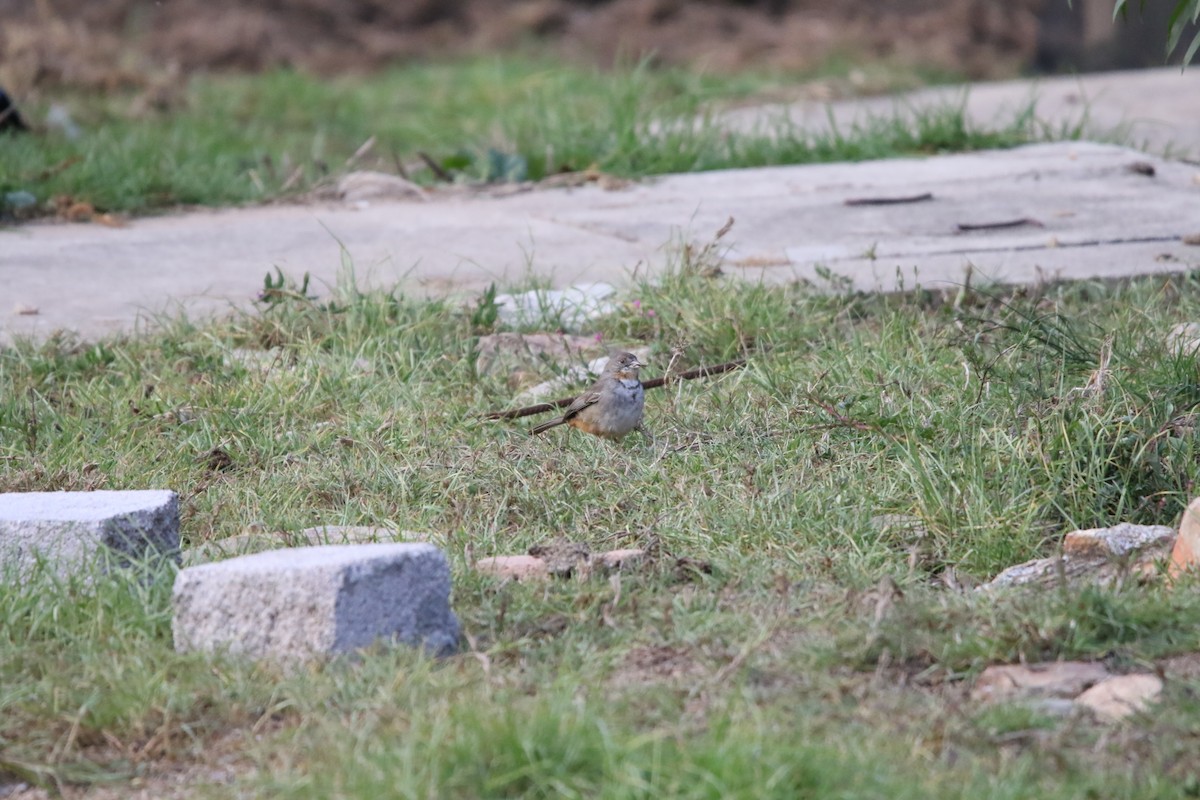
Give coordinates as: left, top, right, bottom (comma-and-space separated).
635, 422, 655, 446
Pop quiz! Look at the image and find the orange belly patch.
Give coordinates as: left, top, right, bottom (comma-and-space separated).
568, 416, 622, 439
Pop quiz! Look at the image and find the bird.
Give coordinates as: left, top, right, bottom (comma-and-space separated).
0, 87, 29, 133
530, 351, 648, 440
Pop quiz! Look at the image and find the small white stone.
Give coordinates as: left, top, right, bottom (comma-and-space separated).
474, 555, 549, 581
971, 662, 1110, 703
1074, 674, 1163, 722
337, 171, 427, 203
595, 549, 647, 571
493, 283, 618, 331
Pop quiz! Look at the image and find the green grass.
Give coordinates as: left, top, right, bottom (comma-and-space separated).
3, 246, 1200, 796
1, 56, 1038, 218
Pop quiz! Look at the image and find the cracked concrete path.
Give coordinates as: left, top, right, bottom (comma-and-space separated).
3, 68, 1200, 345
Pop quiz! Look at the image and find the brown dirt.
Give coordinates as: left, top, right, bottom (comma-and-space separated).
0, 0, 1042, 93
2, 725, 265, 800
614, 644, 709, 686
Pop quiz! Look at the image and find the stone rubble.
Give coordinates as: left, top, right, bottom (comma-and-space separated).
981, 523, 1175, 590
972, 661, 1163, 723
970, 662, 1111, 703
475, 547, 649, 582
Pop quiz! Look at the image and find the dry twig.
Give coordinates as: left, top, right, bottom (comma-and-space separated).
417, 151, 453, 182
844, 192, 933, 206
956, 217, 1043, 232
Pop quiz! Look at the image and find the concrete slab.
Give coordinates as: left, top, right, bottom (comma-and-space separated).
1, 195, 650, 343
722, 67, 1200, 159
0, 490, 180, 578
172, 542, 459, 661
3, 140, 1200, 345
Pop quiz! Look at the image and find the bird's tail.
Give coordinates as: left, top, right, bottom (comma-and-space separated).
530, 418, 565, 435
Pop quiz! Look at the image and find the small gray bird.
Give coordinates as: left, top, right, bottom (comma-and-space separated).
530, 352, 647, 440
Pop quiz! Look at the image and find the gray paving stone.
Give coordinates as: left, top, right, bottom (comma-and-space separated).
172, 543, 460, 661
0, 490, 180, 578
4, 139, 1199, 346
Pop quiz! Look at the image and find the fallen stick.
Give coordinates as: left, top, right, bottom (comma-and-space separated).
483, 358, 747, 421
417, 151, 454, 182
27, 155, 81, 182
844, 192, 933, 206
956, 217, 1043, 232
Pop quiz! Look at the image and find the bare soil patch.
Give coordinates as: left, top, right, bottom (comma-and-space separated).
0, 0, 1040, 92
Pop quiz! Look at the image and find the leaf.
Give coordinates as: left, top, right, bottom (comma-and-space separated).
440, 152, 473, 172
483, 149, 528, 183
1157, 0, 1200, 65
1165, 0, 1197, 52
471, 283, 500, 332
1184, 27, 1200, 66
1167, 3, 1185, 53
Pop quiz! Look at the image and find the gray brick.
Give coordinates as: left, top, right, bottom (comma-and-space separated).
0, 490, 180, 578
172, 543, 460, 661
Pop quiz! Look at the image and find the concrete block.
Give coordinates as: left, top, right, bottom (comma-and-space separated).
173, 543, 460, 661
0, 490, 180, 578
183, 525, 430, 565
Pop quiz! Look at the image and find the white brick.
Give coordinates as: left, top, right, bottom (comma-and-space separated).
0, 490, 180, 578
172, 543, 459, 661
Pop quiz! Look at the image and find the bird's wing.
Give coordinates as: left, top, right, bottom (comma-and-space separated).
561, 388, 603, 420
